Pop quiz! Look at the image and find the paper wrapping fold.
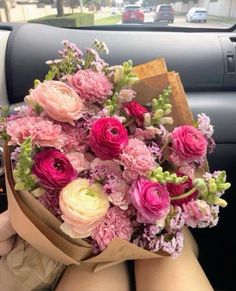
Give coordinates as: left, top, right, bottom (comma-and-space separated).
0, 236, 65, 291
4, 58, 202, 272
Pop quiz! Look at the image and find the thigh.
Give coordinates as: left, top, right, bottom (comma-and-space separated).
135, 229, 213, 291
56, 262, 130, 291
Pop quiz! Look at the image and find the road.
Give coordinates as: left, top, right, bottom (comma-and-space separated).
133, 13, 231, 28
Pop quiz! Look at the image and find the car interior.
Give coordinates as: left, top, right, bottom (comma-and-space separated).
0, 21, 236, 290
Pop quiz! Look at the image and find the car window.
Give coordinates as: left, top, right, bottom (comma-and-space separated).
125, 6, 141, 12
159, 6, 173, 12
0, 0, 235, 28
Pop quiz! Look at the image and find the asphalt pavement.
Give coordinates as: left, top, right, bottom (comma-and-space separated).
122, 13, 232, 28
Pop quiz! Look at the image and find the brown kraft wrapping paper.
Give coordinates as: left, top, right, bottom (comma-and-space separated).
4, 58, 201, 272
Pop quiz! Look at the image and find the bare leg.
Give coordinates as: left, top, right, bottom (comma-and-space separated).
135, 228, 213, 291
56, 262, 130, 291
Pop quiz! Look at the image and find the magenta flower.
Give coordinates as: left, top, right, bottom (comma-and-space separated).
130, 177, 170, 223
91, 207, 133, 251
170, 125, 208, 163
124, 100, 148, 126
89, 117, 128, 160
67, 69, 113, 103
167, 173, 198, 206
32, 149, 77, 189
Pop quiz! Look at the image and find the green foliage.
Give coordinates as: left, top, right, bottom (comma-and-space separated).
84, 39, 109, 69
105, 60, 139, 115
149, 86, 173, 126
0, 105, 10, 141
13, 138, 37, 191
148, 167, 188, 184
194, 171, 231, 207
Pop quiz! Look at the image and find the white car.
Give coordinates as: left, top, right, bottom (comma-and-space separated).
186, 7, 208, 23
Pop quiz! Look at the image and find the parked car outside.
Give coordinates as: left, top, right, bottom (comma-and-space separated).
122, 5, 144, 24
142, 6, 152, 13
154, 4, 174, 23
186, 7, 208, 23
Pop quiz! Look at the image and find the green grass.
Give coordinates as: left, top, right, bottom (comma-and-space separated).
28, 13, 94, 27
95, 14, 121, 25
207, 15, 236, 25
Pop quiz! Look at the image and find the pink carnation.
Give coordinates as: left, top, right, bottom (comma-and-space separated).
91, 207, 133, 251
66, 151, 89, 173
7, 115, 65, 149
67, 69, 113, 102
182, 200, 212, 228
120, 138, 156, 183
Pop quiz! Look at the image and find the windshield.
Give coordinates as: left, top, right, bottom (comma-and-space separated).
0, 0, 235, 29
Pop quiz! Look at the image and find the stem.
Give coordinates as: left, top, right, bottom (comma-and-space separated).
170, 187, 197, 201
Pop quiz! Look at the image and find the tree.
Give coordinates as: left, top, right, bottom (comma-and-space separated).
2, 0, 10, 22
56, 0, 64, 17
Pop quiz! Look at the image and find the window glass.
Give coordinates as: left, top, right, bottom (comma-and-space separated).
0, 0, 235, 28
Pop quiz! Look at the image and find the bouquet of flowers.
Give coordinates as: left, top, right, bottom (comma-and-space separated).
1, 40, 230, 272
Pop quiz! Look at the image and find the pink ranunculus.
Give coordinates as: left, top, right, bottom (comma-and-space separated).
89, 117, 128, 160
32, 149, 77, 189
170, 125, 208, 163
67, 69, 113, 103
124, 100, 148, 126
25, 81, 84, 125
182, 200, 212, 228
91, 207, 133, 251
167, 173, 198, 206
120, 138, 156, 183
130, 177, 170, 223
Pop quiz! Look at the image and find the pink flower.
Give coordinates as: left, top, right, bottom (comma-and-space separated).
89, 117, 128, 160
134, 126, 161, 141
66, 152, 89, 173
117, 89, 136, 104
67, 69, 113, 102
25, 81, 84, 125
124, 100, 148, 126
170, 125, 208, 163
7, 115, 65, 149
104, 178, 130, 210
167, 173, 198, 206
90, 158, 122, 178
130, 177, 170, 223
32, 149, 77, 189
91, 207, 133, 251
197, 113, 214, 139
182, 200, 212, 228
120, 138, 156, 183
